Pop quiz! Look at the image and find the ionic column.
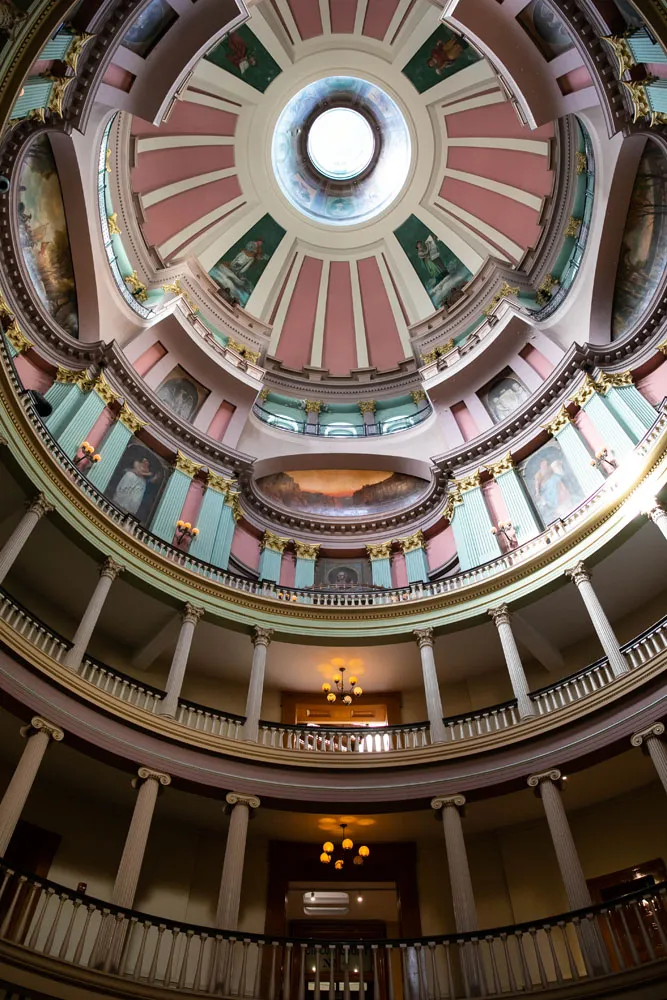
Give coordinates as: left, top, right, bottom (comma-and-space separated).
243, 627, 273, 741
431, 794, 478, 932
0, 717, 64, 854
216, 792, 260, 930
158, 604, 204, 717
414, 629, 446, 743
567, 562, 628, 677
488, 605, 535, 718
0, 494, 54, 586
631, 723, 667, 795
112, 767, 171, 908
64, 557, 124, 671
527, 769, 591, 910
644, 502, 667, 542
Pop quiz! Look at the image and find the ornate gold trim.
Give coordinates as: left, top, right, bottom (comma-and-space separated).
543, 406, 572, 436
107, 213, 121, 236
483, 282, 519, 316
366, 541, 392, 560
261, 530, 290, 553
294, 541, 320, 560
304, 400, 322, 414
596, 370, 633, 392
569, 375, 599, 408
602, 34, 634, 75
397, 530, 425, 553
576, 151, 587, 175
623, 80, 652, 123
564, 216, 581, 239
5, 318, 32, 353
55, 366, 92, 391
486, 452, 514, 478
411, 390, 426, 405
45, 75, 74, 116
358, 400, 376, 414
174, 451, 201, 478
422, 340, 454, 365
206, 470, 234, 496
459, 471, 482, 493
64, 30, 95, 72
91, 374, 118, 406
118, 404, 145, 435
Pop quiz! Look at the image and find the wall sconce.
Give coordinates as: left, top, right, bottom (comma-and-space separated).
74, 441, 101, 470
491, 520, 518, 549
590, 448, 617, 473
175, 520, 199, 546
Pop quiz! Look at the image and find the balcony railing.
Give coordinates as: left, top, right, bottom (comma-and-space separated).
251, 401, 433, 437
1, 586, 666, 760
0, 859, 665, 997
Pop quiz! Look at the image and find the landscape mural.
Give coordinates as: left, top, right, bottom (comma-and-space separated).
517, 0, 574, 60
612, 142, 667, 339
394, 215, 472, 310
156, 365, 209, 421
104, 439, 170, 527
205, 25, 281, 93
209, 214, 286, 308
402, 24, 480, 93
519, 439, 584, 525
121, 0, 177, 57
17, 134, 78, 337
481, 371, 530, 423
256, 469, 429, 518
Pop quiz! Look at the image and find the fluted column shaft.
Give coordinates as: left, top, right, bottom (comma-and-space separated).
647, 504, 667, 542
158, 604, 204, 717
0, 495, 53, 586
112, 768, 171, 908
528, 770, 590, 911
216, 792, 260, 930
631, 723, 667, 795
432, 795, 478, 932
489, 606, 535, 718
414, 629, 446, 742
64, 557, 123, 670
567, 563, 628, 677
243, 628, 273, 742
0, 718, 64, 854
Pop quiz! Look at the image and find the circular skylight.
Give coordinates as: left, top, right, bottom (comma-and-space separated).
307, 108, 375, 181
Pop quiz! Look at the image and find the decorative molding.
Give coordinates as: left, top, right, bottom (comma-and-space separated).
174, 451, 202, 479
118, 404, 145, 435
630, 722, 665, 747
536, 274, 560, 308
206, 471, 234, 496
431, 794, 466, 811
422, 340, 454, 365
576, 151, 587, 175
397, 530, 425, 553
459, 471, 482, 493
65, 30, 95, 72
486, 453, 514, 478
124, 271, 148, 304
482, 282, 518, 317
411, 390, 426, 405
543, 406, 572, 437
261, 530, 290, 553
596, 370, 633, 392
91, 374, 118, 406
136, 766, 171, 786
45, 75, 74, 116
225, 791, 261, 809
161, 279, 198, 315
4, 318, 32, 353
569, 375, 599, 408
24, 716, 64, 742
55, 366, 91, 391
358, 400, 376, 415
304, 400, 322, 414
107, 213, 121, 237
366, 541, 393, 560
527, 768, 562, 788
294, 541, 320, 560
564, 216, 582, 239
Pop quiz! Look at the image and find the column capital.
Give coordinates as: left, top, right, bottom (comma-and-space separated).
27, 493, 54, 519
527, 768, 562, 790
136, 766, 171, 787
252, 626, 274, 648
413, 627, 434, 649
366, 541, 392, 560
22, 716, 64, 742
647, 503, 667, 525
225, 791, 260, 810
488, 604, 511, 628
100, 556, 124, 581
182, 603, 204, 626
431, 793, 466, 812
358, 400, 376, 415
294, 541, 320, 560
630, 722, 665, 748
566, 561, 590, 586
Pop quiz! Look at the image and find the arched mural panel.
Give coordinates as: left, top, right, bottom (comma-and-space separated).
255, 469, 429, 518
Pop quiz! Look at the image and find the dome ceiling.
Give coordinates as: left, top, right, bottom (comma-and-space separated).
127, 0, 556, 377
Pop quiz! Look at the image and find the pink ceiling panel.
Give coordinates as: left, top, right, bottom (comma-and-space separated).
357, 257, 403, 371
445, 101, 554, 141
323, 262, 357, 375
131, 101, 237, 138
439, 176, 542, 250
447, 147, 552, 198
275, 257, 323, 371
132, 146, 235, 195
362, 0, 399, 38
330, 0, 356, 32
288, 0, 323, 38
141, 174, 242, 247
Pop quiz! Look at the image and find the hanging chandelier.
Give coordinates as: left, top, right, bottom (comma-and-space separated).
321, 666, 363, 705
320, 824, 370, 869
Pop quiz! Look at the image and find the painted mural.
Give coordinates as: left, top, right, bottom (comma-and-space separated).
516, 0, 574, 60
402, 24, 480, 93
156, 365, 209, 421
209, 214, 285, 308
205, 26, 281, 93
481, 372, 530, 423
315, 559, 372, 589
122, 0, 177, 57
256, 469, 429, 518
17, 134, 78, 337
612, 143, 667, 340
519, 439, 584, 525
394, 215, 472, 310
105, 439, 170, 526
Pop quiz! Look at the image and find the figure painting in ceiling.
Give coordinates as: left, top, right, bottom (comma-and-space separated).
105, 441, 169, 526
612, 142, 667, 340
402, 24, 480, 93
516, 0, 574, 60
481, 371, 530, 423
17, 134, 78, 337
121, 0, 177, 57
209, 214, 286, 308
205, 25, 281, 93
520, 440, 584, 526
394, 215, 472, 311
155, 365, 209, 422
256, 469, 429, 518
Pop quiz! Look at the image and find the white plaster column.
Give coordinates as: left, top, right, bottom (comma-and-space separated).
216, 791, 260, 930
645, 503, 667, 542
431, 794, 478, 932
488, 605, 535, 718
567, 562, 628, 677
0, 717, 64, 854
112, 767, 171, 908
158, 603, 204, 717
0, 494, 54, 586
243, 627, 273, 742
414, 629, 446, 742
631, 722, 667, 795
64, 557, 124, 671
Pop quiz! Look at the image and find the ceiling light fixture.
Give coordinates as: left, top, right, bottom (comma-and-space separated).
320, 824, 370, 869
322, 666, 362, 705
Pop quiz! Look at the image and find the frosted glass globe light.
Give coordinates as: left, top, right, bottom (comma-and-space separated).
307, 108, 374, 181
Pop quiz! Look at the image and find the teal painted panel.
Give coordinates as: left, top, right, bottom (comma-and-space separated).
402, 24, 480, 93
394, 215, 472, 310
205, 26, 281, 93
209, 214, 286, 308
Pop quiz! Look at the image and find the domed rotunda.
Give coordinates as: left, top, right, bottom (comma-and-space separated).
0, 0, 666, 996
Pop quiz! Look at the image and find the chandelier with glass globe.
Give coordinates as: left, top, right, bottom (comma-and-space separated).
321, 665, 363, 705
320, 824, 370, 869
